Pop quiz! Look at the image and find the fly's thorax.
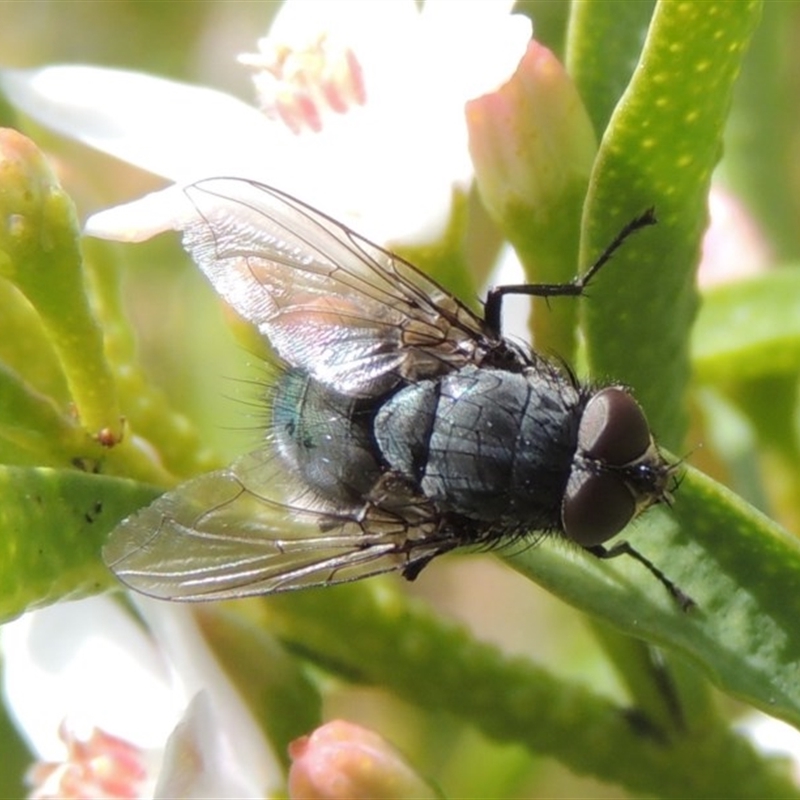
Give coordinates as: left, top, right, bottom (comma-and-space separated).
562, 387, 673, 547
374, 364, 584, 528
272, 368, 383, 506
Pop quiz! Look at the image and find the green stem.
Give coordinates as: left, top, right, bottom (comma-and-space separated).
259, 584, 797, 799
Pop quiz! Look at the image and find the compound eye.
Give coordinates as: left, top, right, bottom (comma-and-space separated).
579, 388, 652, 466
562, 472, 636, 547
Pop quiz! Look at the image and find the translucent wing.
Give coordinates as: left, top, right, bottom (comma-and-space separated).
103, 449, 448, 601
180, 178, 492, 397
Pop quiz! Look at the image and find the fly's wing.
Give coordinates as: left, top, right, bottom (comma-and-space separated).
180, 178, 491, 397
103, 449, 447, 601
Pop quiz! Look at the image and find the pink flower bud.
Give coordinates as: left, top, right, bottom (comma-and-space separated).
288, 720, 437, 800
466, 41, 596, 237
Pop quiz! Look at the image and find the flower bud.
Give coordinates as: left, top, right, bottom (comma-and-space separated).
0, 128, 79, 278
466, 42, 597, 356
288, 720, 438, 800
466, 41, 596, 239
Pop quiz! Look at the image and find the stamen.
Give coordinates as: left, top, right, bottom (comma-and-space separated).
240, 33, 367, 135
26, 722, 147, 800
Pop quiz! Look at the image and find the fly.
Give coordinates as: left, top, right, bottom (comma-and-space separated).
103, 178, 691, 609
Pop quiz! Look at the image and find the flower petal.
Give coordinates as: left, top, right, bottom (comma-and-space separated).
85, 186, 195, 242
1, 596, 179, 760
154, 692, 270, 800
419, 0, 532, 99
466, 40, 596, 229
0, 65, 283, 182
136, 598, 283, 797
1, 2, 531, 248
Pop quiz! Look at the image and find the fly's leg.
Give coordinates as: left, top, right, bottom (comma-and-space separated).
484, 209, 657, 336
586, 540, 695, 611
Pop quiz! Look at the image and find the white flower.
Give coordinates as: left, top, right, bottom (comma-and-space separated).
1, 596, 281, 799
1, 0, 530, 246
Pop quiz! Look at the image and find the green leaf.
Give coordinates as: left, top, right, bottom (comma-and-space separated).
0, 466, 159, 623
0, 278, 68, 405
693, 269, 800, 383
506, 464, 800, 730
691, 270, 800, 518
578, 0, 763, 450
561, 0, 766, 765
720, 1, 800, 260
0, 130, 123, 442
79, 236, 223, 482
0, 363, 86, 467
0, 132, 193, 487
567, 0, 657, 135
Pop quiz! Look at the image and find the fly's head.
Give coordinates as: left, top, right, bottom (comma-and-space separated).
561, 387, 676, 548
